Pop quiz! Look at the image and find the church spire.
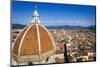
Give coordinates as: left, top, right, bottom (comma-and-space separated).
32, 5, 40, 24
33, 5, 39, 17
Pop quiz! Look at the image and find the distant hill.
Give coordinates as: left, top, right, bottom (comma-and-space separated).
12, 24, 26, 29
12, 24, 96, 30
46, 25, 96, 30
87, 25, 96, 30
46, 25, 84, 30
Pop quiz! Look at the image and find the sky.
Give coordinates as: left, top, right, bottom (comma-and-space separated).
12, 1, 96, 27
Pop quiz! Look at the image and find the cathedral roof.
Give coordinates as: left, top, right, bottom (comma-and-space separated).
12, 6, 55, 62
13, 24, 55, 55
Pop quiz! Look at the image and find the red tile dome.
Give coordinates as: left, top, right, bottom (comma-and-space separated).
12, 6, 55, 63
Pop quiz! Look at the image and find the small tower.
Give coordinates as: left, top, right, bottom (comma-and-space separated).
32, 5, 40, 23
12, 5, 55, 65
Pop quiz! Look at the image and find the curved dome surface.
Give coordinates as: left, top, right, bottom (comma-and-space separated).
13, 23, 55, 62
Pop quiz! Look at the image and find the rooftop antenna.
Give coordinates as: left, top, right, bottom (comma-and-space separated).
35, 4, 37, 10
